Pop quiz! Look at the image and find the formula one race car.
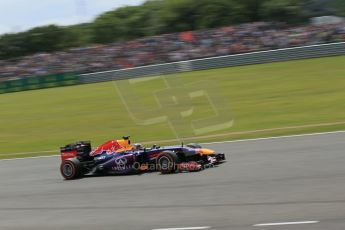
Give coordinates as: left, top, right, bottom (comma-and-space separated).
60, 136, 226, 180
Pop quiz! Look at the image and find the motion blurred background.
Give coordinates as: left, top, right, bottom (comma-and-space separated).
0, 0, 344, 79
0, 0, 345, 158
1, 3, 345, 230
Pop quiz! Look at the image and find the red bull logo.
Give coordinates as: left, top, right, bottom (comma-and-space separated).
90, 140, 122, 156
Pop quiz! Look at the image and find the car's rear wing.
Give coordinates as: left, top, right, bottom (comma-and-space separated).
60, 141, 91, 161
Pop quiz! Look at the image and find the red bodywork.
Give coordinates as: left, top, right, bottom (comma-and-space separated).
90, 140, 122, 156
61, 151, 78, 161
60, 139, 133, 161
90, 139, 134, 156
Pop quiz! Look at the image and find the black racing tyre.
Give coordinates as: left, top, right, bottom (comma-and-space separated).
60, 158, 83, 180
186, 143, 202, 149
157, 151, 179, 174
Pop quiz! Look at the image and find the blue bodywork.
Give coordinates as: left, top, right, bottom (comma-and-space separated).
91, 146, 196, 174
60, 139, 225, 179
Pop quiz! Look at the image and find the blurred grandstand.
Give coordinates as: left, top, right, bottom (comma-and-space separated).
0, 21, 344, 81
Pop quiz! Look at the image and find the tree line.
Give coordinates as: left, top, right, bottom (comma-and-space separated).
0, 0, 342, 60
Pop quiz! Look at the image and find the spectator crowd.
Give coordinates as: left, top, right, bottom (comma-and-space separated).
1, 22, 345, 80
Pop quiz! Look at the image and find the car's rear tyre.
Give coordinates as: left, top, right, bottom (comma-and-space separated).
157, 151, 179, 174
60, 158, 83, 180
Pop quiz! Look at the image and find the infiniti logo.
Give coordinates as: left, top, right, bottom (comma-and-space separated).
115, 157, 127, 165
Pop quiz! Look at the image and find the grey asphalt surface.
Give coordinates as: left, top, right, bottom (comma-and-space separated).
0, 132, 345, 230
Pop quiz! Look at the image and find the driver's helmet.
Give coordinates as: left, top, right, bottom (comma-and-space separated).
133, 143, 143, 150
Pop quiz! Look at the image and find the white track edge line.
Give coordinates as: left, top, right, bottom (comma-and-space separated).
152, 227, 211, 230
1, 130, 344, 161
0, 155, 60, 161
201, 130, 345, 145
253, 221, 319, 226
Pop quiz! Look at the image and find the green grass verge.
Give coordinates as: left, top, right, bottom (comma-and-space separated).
1, 56, 345, 159
329, 0, 345, 16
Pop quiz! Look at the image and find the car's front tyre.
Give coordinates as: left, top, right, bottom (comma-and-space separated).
157, 151, 179, 174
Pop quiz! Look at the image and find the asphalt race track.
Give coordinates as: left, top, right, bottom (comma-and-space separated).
1, 132, 345, 230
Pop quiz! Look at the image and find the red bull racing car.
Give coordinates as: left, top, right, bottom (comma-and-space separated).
60, 136, 226, 180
